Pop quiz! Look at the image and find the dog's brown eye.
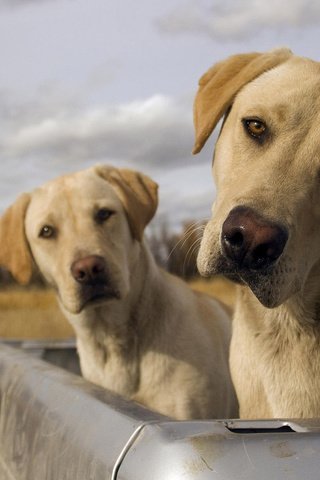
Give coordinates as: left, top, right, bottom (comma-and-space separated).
95, 208, 114, 224
39, 225, 55, 239
243, 119, 267, 140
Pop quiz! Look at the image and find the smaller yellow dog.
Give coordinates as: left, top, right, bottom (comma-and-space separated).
0, 165, 238, 420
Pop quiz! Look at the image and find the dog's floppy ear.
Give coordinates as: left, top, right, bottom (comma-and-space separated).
0, 193, 33, 285
96, 166, 158, 241
193, 48, 292, 154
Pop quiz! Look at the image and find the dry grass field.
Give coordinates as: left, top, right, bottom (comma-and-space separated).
0, 277, 236, 339
0, 288, 73, 339
189, 276, 237, 309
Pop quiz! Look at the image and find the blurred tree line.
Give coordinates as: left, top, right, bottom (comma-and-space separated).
0, 220, 205, 288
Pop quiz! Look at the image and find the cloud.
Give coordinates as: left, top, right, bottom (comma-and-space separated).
0, 88, 217, 228
156, 162, 215, 227
0, 0, 64, 7
157, 0, 320, 40
1, 94, 194, 169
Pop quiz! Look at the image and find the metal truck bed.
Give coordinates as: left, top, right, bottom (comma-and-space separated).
0, 343, 320, 479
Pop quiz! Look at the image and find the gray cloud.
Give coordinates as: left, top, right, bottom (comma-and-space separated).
0, 88, 216, 228
157, 162, 215, 228
1, 94, 194, 168
0, 0, 65, 7
157, 0, 320, 40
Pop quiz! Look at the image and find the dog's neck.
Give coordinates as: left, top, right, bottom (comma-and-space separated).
237, 274, 320, 336
232, 269, 320, 418
62, 241, 165, 396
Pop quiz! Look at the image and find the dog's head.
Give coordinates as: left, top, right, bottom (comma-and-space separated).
193, 49, 320, 308
0, 166, 158, 314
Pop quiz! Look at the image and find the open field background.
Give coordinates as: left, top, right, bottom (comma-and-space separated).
0, 278, 236, 339
0, 288, 73, 339
189, 277, 236, 309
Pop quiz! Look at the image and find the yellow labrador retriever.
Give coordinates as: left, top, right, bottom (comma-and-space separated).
0, 165, 237, 420
193, 48, 320, 419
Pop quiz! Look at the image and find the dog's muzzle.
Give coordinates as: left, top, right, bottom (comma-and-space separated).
221, 206, 288, 271
70, 255, 120, 308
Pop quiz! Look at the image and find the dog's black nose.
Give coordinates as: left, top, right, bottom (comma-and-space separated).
71, 255, 106, 284
221, 206, 288, 270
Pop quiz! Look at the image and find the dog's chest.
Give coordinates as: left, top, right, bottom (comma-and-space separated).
77, 330, 141, 397
236, 313, 320, 417
230, 306, 320, 418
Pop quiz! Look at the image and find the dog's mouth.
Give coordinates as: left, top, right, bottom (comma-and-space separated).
66, 255, 123, 312
216, 254, 285, 308
220, 258, 274, 280
79, 281, 121, 310
57, 280, 122, 315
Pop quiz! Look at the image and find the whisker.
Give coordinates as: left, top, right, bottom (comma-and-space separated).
183, 237, 202, 276
167, 221, 206, 262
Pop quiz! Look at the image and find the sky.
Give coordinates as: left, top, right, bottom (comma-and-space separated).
0, 0, 320, 230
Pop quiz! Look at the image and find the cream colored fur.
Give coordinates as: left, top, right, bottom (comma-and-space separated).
194, 49, 320, 418
0, 165, 237, 420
